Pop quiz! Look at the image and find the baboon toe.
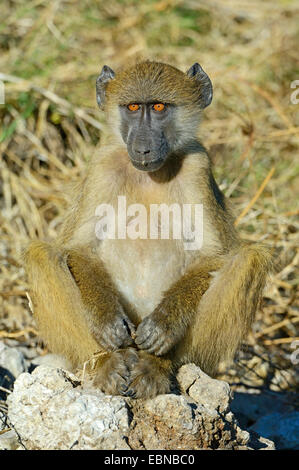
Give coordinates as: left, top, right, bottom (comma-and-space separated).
126, 352, 172, 399
93, 348, 138, 396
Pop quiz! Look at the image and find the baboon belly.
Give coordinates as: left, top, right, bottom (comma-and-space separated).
98, 238, 186, 318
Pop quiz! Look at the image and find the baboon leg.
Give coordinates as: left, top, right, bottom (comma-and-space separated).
169, 244, 273, 377
24, 242, 135, 377
24, 241, 100, 368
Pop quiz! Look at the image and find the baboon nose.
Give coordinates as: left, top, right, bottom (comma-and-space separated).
136, 149, 150, 155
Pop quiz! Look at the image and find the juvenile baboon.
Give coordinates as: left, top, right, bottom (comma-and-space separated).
24, 61, 273, 398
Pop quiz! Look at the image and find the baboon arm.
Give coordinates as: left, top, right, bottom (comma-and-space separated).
65, 247, 136, 350
135, 257, 222, 355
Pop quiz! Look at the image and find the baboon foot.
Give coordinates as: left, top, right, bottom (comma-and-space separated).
93, 348, 138, 396
126, 351, 172, 399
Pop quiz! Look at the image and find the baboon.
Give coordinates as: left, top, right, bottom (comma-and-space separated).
24, 61, 273, 398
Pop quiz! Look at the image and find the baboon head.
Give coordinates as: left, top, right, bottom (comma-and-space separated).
96, 61, 212, 172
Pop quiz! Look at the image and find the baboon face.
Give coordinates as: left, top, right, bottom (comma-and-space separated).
96, 61, 213, 172
118, 101, 176, 172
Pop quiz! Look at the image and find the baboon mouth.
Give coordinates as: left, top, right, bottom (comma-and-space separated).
130, 157, 165, 172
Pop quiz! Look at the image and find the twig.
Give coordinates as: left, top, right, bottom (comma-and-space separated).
264, 337, 299, 345
0, 289, 28, 298
234, 166, 275, 226
0, 327, 38, 338
255, 317, 299, 339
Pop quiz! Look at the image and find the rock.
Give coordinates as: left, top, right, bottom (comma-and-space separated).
0, 366, 15, 400
7, 364, 275, 450
250, 411, 299, 450
128, 395, 247, 450
177, 363, 232, 413
7, 366, 130, 450
245, 431, 276, 451
0, 341, 26, 379
0, 430, 19, 450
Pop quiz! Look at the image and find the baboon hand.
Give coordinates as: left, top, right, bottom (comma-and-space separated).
95, 306, 136, 351
135, 306, 180, 355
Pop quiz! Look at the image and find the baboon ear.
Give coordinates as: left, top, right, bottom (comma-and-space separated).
96, 65, 115, 110
186, 63, 213, 109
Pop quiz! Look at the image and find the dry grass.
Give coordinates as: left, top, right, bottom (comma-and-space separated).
0, 0, 298, 392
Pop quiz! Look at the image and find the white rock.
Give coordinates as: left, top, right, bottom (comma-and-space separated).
0, 430, 19, 450
177, 363, 232, 412
7, 364, 275, 450
0, 341, 26, 378
7, 366, 130, 450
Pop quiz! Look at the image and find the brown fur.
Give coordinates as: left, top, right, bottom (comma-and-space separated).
107, 61, 203, 106
24, 61, 273, 398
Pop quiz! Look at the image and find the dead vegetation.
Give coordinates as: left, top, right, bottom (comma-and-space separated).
0, 0, 298, 393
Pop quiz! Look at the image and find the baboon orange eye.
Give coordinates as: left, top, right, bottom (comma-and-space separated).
128, 104, 140, 111
153, 103, 165, 112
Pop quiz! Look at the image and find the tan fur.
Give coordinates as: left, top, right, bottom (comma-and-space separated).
24, 242, 99, 366
24, 61, 273, 398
